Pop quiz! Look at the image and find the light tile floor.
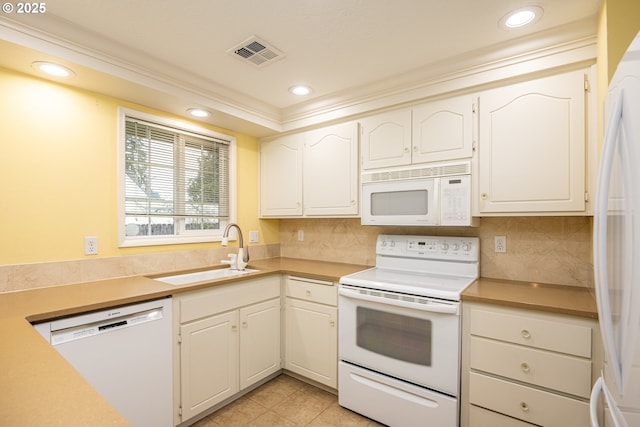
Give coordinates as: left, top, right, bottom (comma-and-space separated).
190, 374, 385, 427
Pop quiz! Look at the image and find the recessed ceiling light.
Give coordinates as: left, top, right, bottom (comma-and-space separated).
32, 61, 75, 77
499, 6, 543, 29
187, 108, 211, 118
289, 85, 312, 96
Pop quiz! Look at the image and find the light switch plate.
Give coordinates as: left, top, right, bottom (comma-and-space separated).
249, 230, 259, 243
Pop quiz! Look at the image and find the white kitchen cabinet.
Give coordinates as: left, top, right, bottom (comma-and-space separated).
360, 96, 473, 170
360, 108, 412, 169
259, 134, 303, 216
412, 96, 474, 164
460, 302, 602, 427
173, 276, 280, 423
179, 310, 238, 421
477, 69, 588, 214
303, 122, 359, 216
259, 121, 359, 217
284, 276, 338, 388
239, 298, 281, 389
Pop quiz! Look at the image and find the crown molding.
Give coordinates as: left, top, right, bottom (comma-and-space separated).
0, 15, 597, 137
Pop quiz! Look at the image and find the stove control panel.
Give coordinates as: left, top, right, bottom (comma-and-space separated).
377, 234, 479, 261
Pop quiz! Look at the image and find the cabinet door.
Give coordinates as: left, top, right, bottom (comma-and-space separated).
285, 298, 338, 388
478, 70, 586, 213
412, 96, 473, 163
239, 298, 281, 389
180, 311, 238, 421
259, 134, 303, 216
303, 122, 359, 216
360, 108, 412, 169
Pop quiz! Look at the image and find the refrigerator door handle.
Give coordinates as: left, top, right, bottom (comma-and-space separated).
591, 376, 630, 427
590, 376, 603, 427
594, 91, 626, 393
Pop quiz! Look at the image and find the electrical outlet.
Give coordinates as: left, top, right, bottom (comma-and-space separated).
298, 230, 304, 241
494, 235, 507, 253
249, 230, 259, 243
85, 236, 98, 255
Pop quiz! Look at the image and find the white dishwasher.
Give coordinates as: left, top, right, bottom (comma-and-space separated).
34, 297, 173, 427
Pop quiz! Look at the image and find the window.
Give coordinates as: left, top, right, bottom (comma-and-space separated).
118, 108, 236, 247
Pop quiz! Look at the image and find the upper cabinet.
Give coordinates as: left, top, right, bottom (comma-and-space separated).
360, 108, 412, 169
259, 134, 303, 217
259, 121, 359, 218
303, 122, 359, 216
360, 95, 474, 170
477, 69, 589, 214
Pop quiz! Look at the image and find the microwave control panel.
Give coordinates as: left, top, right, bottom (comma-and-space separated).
377, 234, 479, 261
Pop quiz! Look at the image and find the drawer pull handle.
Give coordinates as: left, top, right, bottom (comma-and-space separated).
520, 362, 530, 373
242, 321, 248, 328
330, 320, 336, 327
520, 402, 529, 413
521, 329, 531, 339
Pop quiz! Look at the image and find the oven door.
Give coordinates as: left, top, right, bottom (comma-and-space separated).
361, 178, 439, 226
338, 285, 460, 396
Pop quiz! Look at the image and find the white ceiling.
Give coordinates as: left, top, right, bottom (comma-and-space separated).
0, 0, 602, 137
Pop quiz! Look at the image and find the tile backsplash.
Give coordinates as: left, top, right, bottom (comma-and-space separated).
279, 217, 593, 288
0, 216, 593, 293
0, 244, 280, 293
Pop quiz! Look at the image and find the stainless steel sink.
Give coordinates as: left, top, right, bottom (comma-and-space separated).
153, 268, 259, 285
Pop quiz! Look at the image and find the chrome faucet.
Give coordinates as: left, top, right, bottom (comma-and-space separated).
221, 223, 249, 270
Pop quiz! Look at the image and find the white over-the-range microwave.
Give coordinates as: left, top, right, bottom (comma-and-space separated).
361, 161, 474, 226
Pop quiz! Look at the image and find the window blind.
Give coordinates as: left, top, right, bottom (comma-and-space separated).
124, 117, 230, 236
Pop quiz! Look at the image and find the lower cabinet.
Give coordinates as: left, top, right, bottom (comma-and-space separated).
173, 276, 281, 424
460, 302, 602, 427
284, 276, 338, 388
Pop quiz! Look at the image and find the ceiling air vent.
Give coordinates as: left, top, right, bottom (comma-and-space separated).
227, 36, 285, 68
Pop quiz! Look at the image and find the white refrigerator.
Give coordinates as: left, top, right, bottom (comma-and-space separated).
591, 30, 640, 427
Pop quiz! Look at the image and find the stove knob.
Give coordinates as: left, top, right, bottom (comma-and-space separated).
462, 243, 471, 251
440, 243, 449, 251
452, 243, 460, 251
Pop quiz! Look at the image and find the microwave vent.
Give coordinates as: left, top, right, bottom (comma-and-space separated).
362, 161, 470, 183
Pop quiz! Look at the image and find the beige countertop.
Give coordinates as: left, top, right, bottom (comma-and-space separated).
0, 258, 368, 427
1, 257, 598, 426
462, 277, 598, 319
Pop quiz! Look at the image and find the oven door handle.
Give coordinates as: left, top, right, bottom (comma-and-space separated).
339, 287, 459, 315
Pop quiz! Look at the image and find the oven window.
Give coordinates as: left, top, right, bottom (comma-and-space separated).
370, 190, 428, 215
356, 307, 431, 366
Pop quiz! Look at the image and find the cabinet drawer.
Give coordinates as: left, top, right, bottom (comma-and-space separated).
469, 405, 534, 427
469, 307, 592, 357
469, 372, 590, 427
286, 276, 336, 306
470, 336, 592, 398
180, 276, 280, 323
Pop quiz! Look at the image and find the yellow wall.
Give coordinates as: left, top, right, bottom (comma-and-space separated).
606, 0, 640, 80
596, 0, 639, 153
0, 67, 279, 265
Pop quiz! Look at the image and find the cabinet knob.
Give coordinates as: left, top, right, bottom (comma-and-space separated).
306, 290, 312, 297
481, 193, 488, 200
520, 362, 530, 373
412, 146, 417, 152
521, 329, 531, 339
242, 321, 248, 328
231, 325, 237, 331
520, 402, 530, 413
330, 320, 336, 327
404, 147, 410, 153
